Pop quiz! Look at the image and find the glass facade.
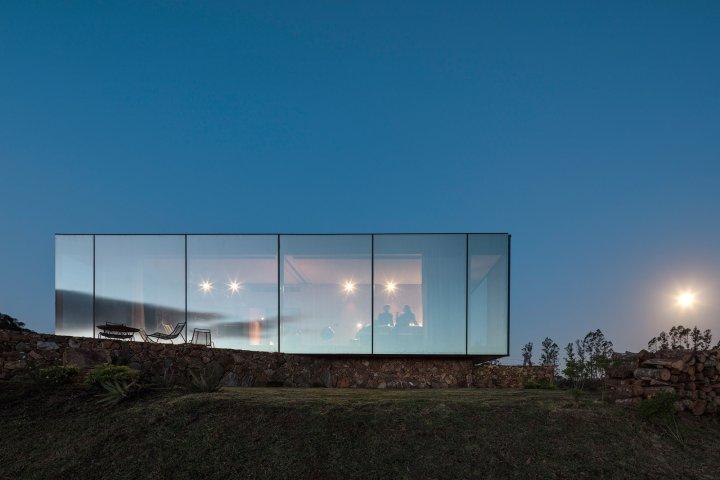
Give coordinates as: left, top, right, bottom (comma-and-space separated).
373, 234, 467, 354
55, 233, 509, 356
95, 235, 186, 336
187, 235, 278, 351
280, 235, 371, 354
467, 234, 510, 355
55, 235, 94, 337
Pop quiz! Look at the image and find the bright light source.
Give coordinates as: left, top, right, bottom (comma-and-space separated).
343, 280, 356, 294
227, 280, 242, 294
676, 290, 697, 309
384, 280, 397, 294
356, 323, 364, 330
199, 280, 214, 294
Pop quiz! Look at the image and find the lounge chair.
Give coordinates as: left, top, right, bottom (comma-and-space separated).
140, 322, 187, 344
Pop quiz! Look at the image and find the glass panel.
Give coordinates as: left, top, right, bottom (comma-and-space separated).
95, 235, 185, 339
187, 235, 278, 351
373, 234, 466, 354
55, 235, 94, 337
467, 234, 509, 355
280, 235, 371, 354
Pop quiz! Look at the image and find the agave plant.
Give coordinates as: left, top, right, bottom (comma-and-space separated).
188, 367, 222, 393
97, 380, 139, 405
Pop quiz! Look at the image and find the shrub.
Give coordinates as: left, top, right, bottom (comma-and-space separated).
523, 378, 556, 390
637, 392, 683, 444
36, 365, 80, 386
97, 380, 140, 405
569, 388, 584, 402
188, 366, 223, 393
85, 364, 139, 387
0, 312, 25, 331
637, 392, 677, 421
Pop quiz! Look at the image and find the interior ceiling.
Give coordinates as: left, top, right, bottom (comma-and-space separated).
285, 256, 422, 285
185, 254, 502, 286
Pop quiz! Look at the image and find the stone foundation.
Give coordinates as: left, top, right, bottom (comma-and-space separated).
0, 330, 553, 388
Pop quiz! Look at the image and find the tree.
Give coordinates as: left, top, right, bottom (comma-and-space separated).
669, 325, 691, 349
690, 326, 712, 350
540, 337, 559, 369
562, 330, 614, 389
648, 331, 669, 352
563, 342, 584, 388
521, 342, 533, 366
648, 325, 713, 352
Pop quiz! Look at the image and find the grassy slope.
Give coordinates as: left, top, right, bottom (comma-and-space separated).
1, 385, 719, 480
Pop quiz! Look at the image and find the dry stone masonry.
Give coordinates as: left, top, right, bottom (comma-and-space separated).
0, 330, 553, 389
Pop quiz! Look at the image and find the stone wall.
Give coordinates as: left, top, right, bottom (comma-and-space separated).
0, 330, 554, 388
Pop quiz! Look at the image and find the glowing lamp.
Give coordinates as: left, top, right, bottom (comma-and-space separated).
199, 280, 213, 293
343, 280, 356, 294
227, 280, 242, 294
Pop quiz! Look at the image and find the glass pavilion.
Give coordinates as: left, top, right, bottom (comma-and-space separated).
55, 233, 509, 357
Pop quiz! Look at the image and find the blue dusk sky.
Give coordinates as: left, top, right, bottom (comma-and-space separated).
1, 1, 719, 361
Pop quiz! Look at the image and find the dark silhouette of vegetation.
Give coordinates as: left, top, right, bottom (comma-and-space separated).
563, 329, 614, 390
637, 392, 683, 445
84, 364, 140, 388
521, 342, 533, 366
35, 366, 80, 386
647, 325, 713, 352
0, 312, 25, 331
540, 337, 559, 369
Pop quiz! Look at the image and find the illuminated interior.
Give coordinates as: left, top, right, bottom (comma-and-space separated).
55, 233, 510, 356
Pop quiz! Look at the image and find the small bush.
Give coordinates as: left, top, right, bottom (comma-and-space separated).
188, 367, 222, 393
36, 365, 80, 386
569, 388, 584, 401
524, 378, 556, 390
637, 392, 677, 421
85, 364, 139, 388
637, 392, 683, 444
97, 380, 140, 405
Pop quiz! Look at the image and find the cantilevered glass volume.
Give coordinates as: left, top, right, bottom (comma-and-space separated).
55, 233, 510, 357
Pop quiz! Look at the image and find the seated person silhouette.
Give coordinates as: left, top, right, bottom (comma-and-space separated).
377, 305, 393, 327
396, 305, 416, 332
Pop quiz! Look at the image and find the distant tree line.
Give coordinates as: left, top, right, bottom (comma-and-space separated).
647, 325, 718, 352
521, 324, 719, 390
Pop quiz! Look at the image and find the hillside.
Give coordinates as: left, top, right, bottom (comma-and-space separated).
1, 384, 719, 479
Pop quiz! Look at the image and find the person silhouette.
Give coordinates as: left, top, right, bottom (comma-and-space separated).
396, 305, 415, 330
377, 305, 393, 327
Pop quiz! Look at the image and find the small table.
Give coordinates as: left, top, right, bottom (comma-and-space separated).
97, 323, 140, 341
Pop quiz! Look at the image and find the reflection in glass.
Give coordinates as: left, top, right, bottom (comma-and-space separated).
373, 234, 466, 354
95, 235, 185, 336
187, 235, 278, 351
280, 235, 371, 354
55, 235, 94, 337
467, 234, 509, 355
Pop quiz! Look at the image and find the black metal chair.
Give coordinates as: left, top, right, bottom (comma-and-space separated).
140, 322, 186, 344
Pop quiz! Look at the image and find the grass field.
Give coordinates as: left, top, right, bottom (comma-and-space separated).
1, 384, 719, 479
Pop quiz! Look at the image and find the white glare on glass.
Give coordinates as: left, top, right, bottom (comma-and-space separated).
343, 280, 356, 295
199, 280, 214, 293
227, 280, 242, 294
384, 280, 397, 295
